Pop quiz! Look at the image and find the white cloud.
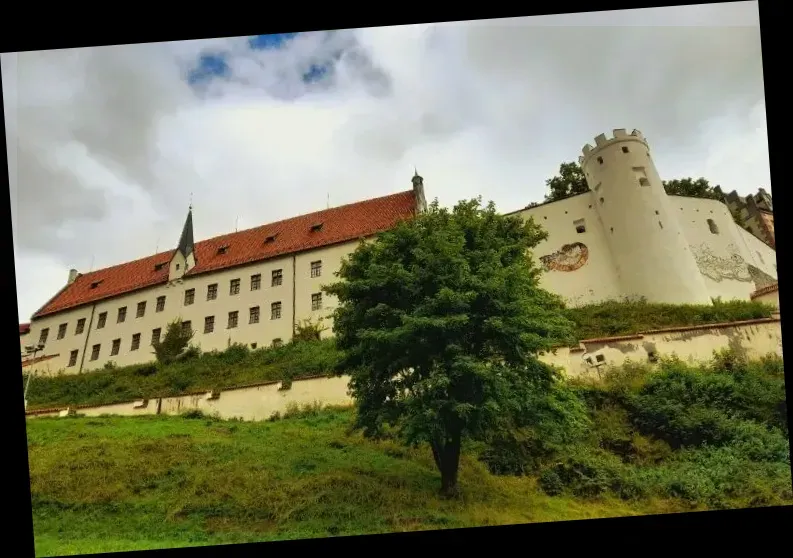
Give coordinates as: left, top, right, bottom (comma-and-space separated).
5, 2, 767, 322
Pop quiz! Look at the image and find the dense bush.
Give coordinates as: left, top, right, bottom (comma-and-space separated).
26, 338, 343, 409
565, 298, 774, 341
484, 349, 790, 508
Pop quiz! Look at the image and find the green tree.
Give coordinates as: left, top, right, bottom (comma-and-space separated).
662, 177, 722, 200
152, 318, 194, 365
324, 198, 576, 496
544, 162, 589, 202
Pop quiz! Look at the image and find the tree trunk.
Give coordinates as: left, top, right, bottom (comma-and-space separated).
438, 432, 462, 499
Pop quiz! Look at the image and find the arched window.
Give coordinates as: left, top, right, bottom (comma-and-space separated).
707, 219, 719, 234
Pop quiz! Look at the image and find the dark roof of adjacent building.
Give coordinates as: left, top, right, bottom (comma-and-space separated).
32, 190, 418, 319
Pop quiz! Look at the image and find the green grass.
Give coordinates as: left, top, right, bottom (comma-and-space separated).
28, 406, 697, 556
26, 300, 776, 411
564, 298, 774, 341
26, 339, 341, 410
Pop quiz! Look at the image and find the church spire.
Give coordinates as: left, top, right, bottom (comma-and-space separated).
176, 205, 195, 260
411, 168, 427, 214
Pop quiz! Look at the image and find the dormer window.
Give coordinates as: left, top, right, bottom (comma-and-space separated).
265, 234, 278, 244
310, 223, 323, 232
154, 262, 167, 272
90, 280, 102, 289
217, 245, 229, 255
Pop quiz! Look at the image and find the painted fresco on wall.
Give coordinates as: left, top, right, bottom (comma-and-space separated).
691, 243, 751, 283
539, 242, 589, 272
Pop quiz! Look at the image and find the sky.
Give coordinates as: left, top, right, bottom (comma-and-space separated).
3, 2, 768, 323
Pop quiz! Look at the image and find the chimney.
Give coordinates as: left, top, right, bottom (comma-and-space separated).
68, 269, 79, 285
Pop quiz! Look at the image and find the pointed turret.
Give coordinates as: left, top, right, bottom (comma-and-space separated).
412, 168, 427, 214
169, 206, 197, 282
177, 206, 195, 260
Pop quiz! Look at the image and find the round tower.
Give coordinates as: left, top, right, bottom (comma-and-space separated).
579, 129, 711, 305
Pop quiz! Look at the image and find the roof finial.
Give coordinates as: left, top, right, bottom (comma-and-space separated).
189, 192, 193, 212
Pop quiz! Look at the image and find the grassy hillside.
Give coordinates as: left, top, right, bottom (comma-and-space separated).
22, 408, 710, 556
27, 350, 790, 556
25, 299, 774, 411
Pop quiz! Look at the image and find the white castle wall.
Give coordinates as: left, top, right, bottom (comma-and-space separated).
26, 319, 782, 422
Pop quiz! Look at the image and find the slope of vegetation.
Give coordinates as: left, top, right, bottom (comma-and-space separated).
27, 350, 790, 556
26, 340, 341, 410
564, 298, 774, 341
481, 349, 790, 509
25, 299, 775, 412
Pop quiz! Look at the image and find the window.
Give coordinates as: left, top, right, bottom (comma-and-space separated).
228, 311, 239, 329
596, 354, 605, 363
97, 312, 107, 329
39, 328, 49, 344
251, 343, 258, 349
111, 339, 121, 356
311, 260, 322, 278
574, 219, 586, 234
250, 306, 260, 324
271, 302, 282, 320
251, 274, 261, 291
57, 323, 67, 340
90, 344, 100, 361
207, 284, 218, 300
311, 293, 323, 311
136, 301, 146, 318
311, 223, 324, 232
230, 279, 241, 296
639, 178, 650, 187
182, 321, 192, 334
597, 156, 603, 165
622, 146, 629, 153
184, 288, 195, 306
117, 307, 127, 323
707, 219, 719, 235
68, 350, 78, 367
175, 263, 180, 270
272, 338, 283, 348
217, 245, 229, 255
75, 318, 86, 335
151, 328, 162, 345
647, 351, 658, 363
131, 333, 141, 351
599, 197, 605, 205
272, 269, 283, 286
156, 296, 166, 312
204, 316, 215, 334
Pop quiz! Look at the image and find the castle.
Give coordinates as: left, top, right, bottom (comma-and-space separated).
19, 129, 778, 377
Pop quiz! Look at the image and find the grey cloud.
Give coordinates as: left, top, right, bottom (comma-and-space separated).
7, 3, 767, 322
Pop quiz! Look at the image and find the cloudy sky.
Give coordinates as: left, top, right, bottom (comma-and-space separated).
4, 2, 767, 322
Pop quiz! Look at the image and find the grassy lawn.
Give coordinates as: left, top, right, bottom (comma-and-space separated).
29, 407, 697, 556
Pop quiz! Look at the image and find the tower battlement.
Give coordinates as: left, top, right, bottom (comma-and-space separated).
578, 129, 647, 164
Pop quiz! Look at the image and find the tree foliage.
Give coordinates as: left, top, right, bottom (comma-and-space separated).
544, 162, 589, 202
324, 198, 576, 495
152, 319, 195, 366
662, 177, 722, 200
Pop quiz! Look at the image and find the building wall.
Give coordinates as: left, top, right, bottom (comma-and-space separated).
27, 319, 782, 421
673, 196, 777, 301
23, 240, 362, 376
515, 195, 622, 307
20, 331, 29, 357
540, 318, 782, 379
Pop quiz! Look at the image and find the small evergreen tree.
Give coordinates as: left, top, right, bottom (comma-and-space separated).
152, 318, 194, 365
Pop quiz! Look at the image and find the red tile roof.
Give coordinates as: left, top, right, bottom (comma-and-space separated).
33, 190, 418, 319
750, 282, 779, 300
20, 323, 30, 335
